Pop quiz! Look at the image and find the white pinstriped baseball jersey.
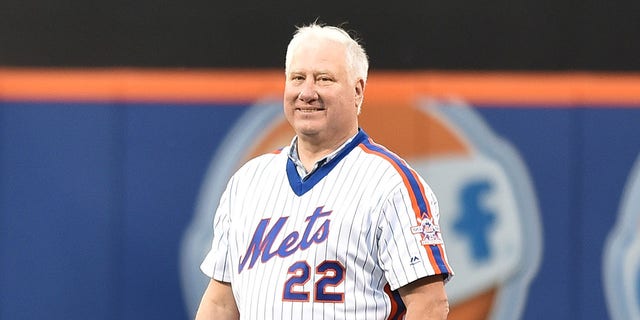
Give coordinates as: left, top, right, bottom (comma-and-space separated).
201, 129, 453, 319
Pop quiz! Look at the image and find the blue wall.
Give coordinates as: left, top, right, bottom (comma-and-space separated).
1, 100, 639, 319
478, 107, 640, 319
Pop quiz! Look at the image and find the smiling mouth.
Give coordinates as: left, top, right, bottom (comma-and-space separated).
297, 107, 325, 113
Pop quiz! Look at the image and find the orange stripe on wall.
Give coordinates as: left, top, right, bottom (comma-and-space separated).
366, 72, 640, 106
0, 69, 284, 103
0, 68, 639, 105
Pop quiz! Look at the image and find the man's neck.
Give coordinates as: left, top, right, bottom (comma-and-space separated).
296, 129, 357, 172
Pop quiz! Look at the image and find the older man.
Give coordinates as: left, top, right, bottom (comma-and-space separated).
195, 22, 453, 320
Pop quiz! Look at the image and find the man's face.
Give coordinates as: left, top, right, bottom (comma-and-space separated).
284, 37, 363, 145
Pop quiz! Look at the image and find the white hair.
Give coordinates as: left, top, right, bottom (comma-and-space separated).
284, 23, 369, 85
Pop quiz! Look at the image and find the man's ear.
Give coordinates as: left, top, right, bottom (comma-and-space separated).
355, 78, 365, 107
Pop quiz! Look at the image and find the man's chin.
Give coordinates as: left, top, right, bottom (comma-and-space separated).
296, 129, 322, 139
293, 122, 323, 137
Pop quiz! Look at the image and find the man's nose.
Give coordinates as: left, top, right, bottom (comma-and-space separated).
298, 81, 318, 101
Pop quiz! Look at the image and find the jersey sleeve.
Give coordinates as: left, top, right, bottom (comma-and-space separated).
377, 174, 453, 291
200, 177, 234, 283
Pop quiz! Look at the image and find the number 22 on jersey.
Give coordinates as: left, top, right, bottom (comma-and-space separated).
283, 260, 345, 303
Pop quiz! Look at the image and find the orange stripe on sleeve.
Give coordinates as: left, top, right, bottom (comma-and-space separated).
359, 142, 422, 220
437, 243, 453, 274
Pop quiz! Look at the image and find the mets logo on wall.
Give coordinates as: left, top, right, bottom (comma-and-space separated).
180, 97, 543, 319
604, 154, 640, 320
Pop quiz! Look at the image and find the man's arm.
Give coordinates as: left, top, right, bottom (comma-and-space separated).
195, 279, 239, 320
398, 274, 449, 320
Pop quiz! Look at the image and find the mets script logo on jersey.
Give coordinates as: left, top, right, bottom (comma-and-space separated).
411, 213, 443, 245
603, 154, 640, 320
238, 206, 332, 273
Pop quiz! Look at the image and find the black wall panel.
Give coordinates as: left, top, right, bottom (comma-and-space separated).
0, 1, 638, 70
